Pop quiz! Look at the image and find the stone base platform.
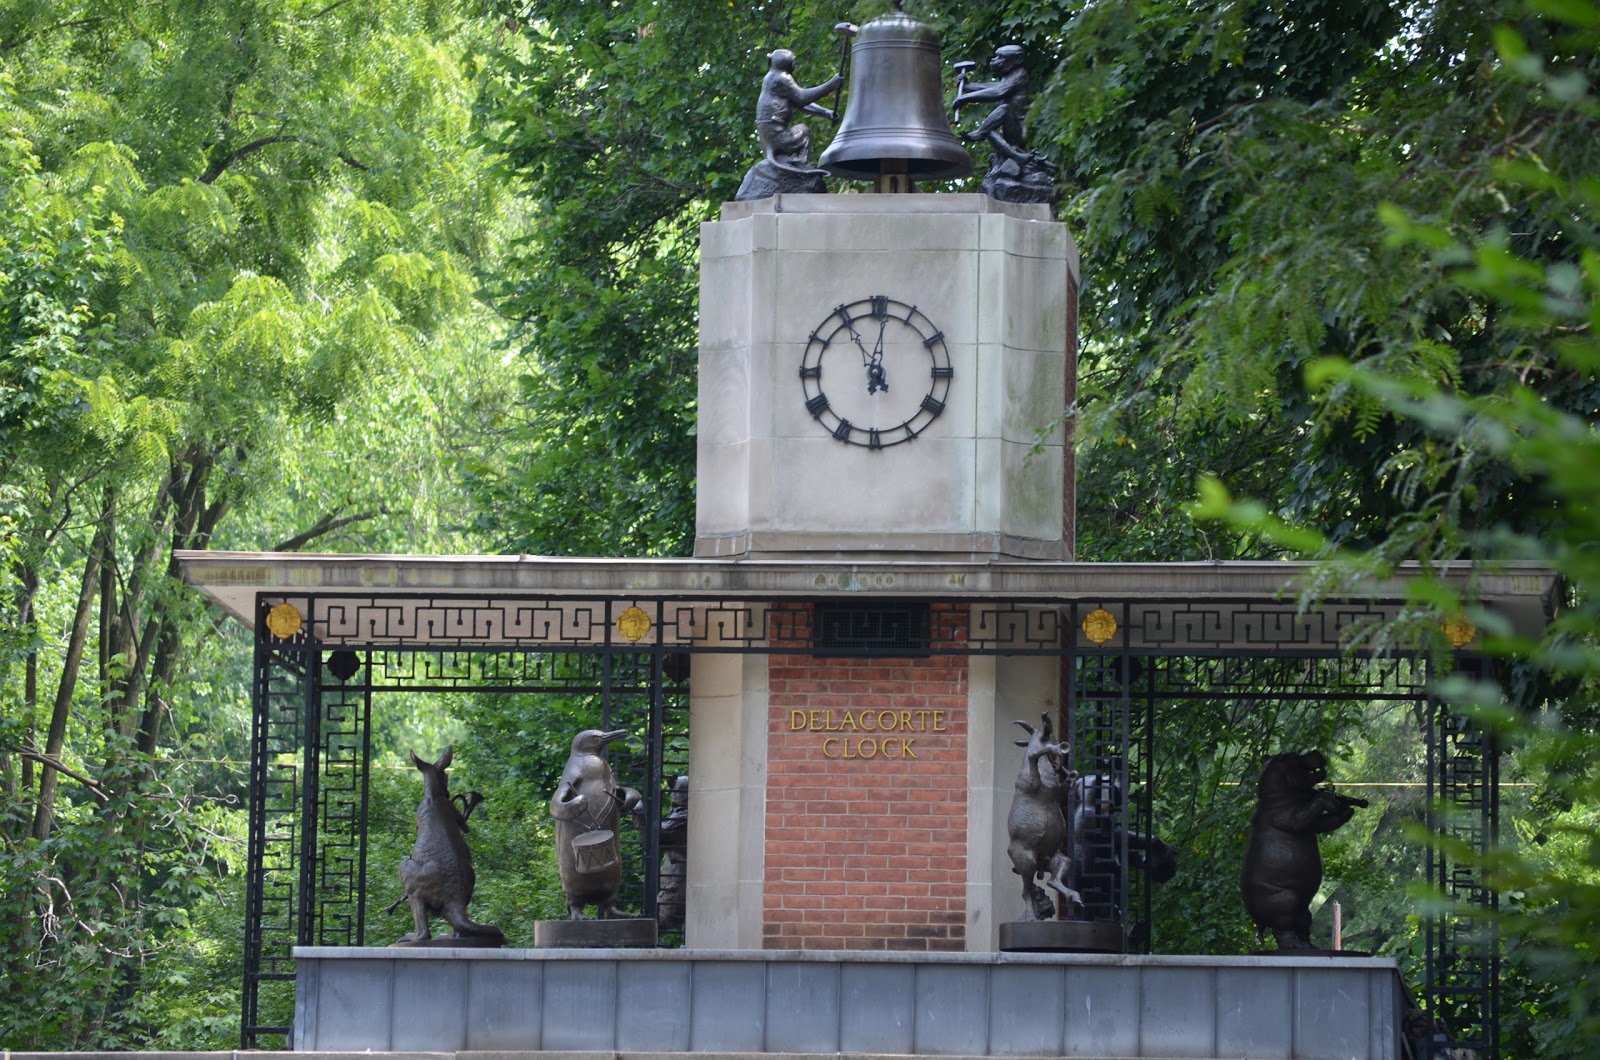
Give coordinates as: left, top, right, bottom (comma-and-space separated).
292, 947, 1405, 1059
533, 918, 658, 948
998, 920, 1124, 953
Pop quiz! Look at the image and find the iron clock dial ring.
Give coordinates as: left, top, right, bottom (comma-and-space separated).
798, 295, 953, 449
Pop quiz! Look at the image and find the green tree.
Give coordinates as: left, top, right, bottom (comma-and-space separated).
473, 0, 871, 557
1, 0, 517, 1045
1187, 3, 1600, 1048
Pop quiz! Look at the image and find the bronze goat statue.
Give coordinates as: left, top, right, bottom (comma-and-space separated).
1006, 714, 1081, 921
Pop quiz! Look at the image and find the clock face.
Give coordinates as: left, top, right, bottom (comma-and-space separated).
798, 295, 953, 449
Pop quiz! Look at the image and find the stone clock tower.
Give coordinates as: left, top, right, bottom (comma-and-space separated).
685, 5, 1080, 955
695, 193, 1077, 561
687, 191, 1080, 953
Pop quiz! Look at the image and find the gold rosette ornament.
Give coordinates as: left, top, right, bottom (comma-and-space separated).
617, 606, 652, 643
1441, 614, 1477, 649
265, 602, 304, 640
1081, 607, 1118, 645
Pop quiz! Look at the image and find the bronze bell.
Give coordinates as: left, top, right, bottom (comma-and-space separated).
819, 7, 972, 187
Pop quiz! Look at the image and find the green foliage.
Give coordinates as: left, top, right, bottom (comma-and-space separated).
1, 0, 519, 1045
1189, 5, 1600, 1049
0, 742, 245, 1047
472, 0, 864, 556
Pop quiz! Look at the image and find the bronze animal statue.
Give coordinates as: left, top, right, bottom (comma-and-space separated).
388, 746, 504, 945
1241, 750, 1366, 950
632, 775, 689, 931
551, 728, 643, 919
1065, 770, 1178, 944
736, 46, 845, 200
1006, 714, 1081, 921
950, 44, 1058, 205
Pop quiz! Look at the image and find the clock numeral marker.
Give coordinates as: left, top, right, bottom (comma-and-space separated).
932, 364, 954, 379
869, 295, 888, 318
923, 330, 945, 348
832, 418, 854, 442
805, 394, 830, 417
834, 304, 853, 326
868, 429, 883, 450
799, 364, 821, 380
808, 330, 829, 348
921, 395, 945, 416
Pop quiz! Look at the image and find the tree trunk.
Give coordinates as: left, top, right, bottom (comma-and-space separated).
32, 519, 109, 842
5, 566, 40, 824
99, 487, 120, 732
137, 460, 232, 755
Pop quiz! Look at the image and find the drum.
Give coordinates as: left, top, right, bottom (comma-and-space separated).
571, 829, 618, 872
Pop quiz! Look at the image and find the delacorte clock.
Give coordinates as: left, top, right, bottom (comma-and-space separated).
798, 295, 954, 449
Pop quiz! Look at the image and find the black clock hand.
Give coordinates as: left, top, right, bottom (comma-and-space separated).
866, 321, 889, 394
842, 316, 871, 363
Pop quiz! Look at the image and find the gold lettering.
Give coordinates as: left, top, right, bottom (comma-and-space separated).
932, 710, 946, 732
823, 737, 841, 758
860, 737, 878, 758
878, 710, 895, 731
860, 710, 877, 732
841, 710, 857, 732
898, 710, 912, 730
901, 738, 917, 758
809, 710, 824, 731
790, 710, 807, 731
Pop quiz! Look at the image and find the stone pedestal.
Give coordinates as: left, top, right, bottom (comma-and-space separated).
999, 919, 1123, 953
695, 193, 1078, 561
292, 947, 1408, 1059
532, 918, 657, 948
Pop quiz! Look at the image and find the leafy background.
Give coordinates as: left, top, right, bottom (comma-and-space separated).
2, 0, 1597, 1052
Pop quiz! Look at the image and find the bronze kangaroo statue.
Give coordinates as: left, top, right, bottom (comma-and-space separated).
389, 747, 503, 945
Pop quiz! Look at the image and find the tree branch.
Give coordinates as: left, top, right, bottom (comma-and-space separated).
198, 134, 372, 183
199, 135, 303, 184
17, 751, 109, 803
272, 509, 385, 552
0, 16, 106, 53
313, 0, 359, 19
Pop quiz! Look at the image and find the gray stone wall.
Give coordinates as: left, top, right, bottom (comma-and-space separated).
293, 947, 1404, 1059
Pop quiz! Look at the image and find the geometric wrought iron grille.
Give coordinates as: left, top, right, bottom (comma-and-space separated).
256, 592, 1417, 655
242, 590, 1501, 1058
241, 594, 691, 1049
1065, 653, 1155, 946
1424, 654, 1500, 1058
241, 636, 307, 1045
813, 600, 931, 656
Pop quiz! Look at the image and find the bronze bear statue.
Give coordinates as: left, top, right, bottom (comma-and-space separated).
1241, 750, 1364, 950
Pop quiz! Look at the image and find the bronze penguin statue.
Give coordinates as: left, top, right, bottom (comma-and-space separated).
550, 728, 641, 919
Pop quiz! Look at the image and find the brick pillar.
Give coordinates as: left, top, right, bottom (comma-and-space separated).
764, 649, 970, 951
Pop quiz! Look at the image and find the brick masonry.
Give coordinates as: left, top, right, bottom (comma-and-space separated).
764, 610, 970, 951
